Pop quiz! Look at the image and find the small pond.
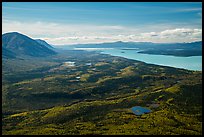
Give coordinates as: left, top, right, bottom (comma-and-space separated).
131, 106, 151, 115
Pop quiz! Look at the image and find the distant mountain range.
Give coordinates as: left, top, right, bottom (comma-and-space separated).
69, 41, 202, 49
61, 41, 202, 57
136, 41, 202, 57
2, 32, 56, 58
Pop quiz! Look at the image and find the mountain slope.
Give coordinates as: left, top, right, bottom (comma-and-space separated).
2, 32, 56, 57
2, 47, 16, 59
35, 39, 54, 49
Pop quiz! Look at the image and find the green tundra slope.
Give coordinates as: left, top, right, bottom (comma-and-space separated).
2, 50, 202, 135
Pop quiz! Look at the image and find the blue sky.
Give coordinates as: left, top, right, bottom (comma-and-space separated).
2, 2, 202, 45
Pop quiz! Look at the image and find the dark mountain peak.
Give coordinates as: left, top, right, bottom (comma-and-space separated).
5, 31, 21, 35
115, 41, 124, 43
2, 32, 57, 57
3, 32, 31, 40
191, 41, 202, 44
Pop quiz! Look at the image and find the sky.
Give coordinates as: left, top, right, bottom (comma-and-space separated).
2, 2, 202, 45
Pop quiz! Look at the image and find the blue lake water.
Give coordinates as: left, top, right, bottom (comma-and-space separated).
131, 106, 151, 115
73, 48, 202, 71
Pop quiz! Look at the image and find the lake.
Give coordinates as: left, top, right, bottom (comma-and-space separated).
101, 49, 202, 71
73, 48, 202, 71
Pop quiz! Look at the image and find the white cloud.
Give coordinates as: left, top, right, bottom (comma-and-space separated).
159, 28, 202, 39
2, 20, 202, 45
175, 8, 202, 12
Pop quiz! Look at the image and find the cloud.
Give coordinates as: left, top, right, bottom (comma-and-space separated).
160, 28, 202, 38
136, 28, 202, 43
2, 20, 202, 45
2, 20, 127, 37
175, 8, 202, 12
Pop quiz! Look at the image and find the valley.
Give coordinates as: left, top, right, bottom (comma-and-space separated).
2, 49, 202, 135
